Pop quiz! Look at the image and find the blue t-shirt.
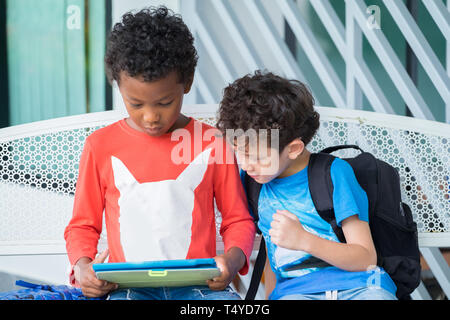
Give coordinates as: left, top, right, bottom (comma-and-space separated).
244, 158, 397, 299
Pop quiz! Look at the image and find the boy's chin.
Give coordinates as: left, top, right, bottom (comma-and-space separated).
248, 174, 274, 184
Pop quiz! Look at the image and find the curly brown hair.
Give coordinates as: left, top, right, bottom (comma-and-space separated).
216, 71, 319, 151
105, 6, 198, 85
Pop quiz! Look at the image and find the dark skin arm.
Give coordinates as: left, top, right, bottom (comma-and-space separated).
207, 247, 246, 290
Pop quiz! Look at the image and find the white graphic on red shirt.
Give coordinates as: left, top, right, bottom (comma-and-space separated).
111, 148, 212, 262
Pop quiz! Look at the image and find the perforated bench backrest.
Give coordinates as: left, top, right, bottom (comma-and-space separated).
0, 105, 449, 255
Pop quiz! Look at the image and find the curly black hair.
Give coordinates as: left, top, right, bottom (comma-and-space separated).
105, 6, 198, 85
216, 71, 319, 151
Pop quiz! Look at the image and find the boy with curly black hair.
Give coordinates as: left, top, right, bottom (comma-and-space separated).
216, 71, 397, 300
64, 6, 255, 300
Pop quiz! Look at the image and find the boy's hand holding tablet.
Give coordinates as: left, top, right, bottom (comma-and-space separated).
208, 247, 246, 290
74, 249, 118, 297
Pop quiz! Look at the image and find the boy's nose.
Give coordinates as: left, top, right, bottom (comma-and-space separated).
143, 109, 160, 123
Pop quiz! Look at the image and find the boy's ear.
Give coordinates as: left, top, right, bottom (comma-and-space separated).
287, 138, 305, 160
184, 75, 194, 94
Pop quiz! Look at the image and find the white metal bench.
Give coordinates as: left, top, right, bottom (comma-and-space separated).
0, 105, 448, 299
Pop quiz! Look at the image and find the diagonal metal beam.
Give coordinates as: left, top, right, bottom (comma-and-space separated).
382, 0, 450, 105
195, 71, 216, 104
422, 0, 450, 42
240, 0, 322, 105
448, 0, 450, 124
346, 0, 364, 109
349, 0, 434, 120
310, 0, 346, 56
279, 0, 346, 108
411, 281, 432, 300
194, 12, 235, 85
420, 247, 450, 299
310, 0, 395, 115
210, 0, 263, 72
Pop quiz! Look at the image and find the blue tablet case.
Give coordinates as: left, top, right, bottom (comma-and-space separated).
93, 258, 221, 288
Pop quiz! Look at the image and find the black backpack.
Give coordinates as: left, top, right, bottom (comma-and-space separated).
244, 145, 421, 300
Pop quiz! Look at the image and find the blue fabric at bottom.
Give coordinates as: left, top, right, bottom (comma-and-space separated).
0, 281, 242, 301
0, 281, 104, 300
269, 266, 397, 300
278, 286, 397, 300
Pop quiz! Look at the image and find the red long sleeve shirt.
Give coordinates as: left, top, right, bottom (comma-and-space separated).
64, 117, 255, 284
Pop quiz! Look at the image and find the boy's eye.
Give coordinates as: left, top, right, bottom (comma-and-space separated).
128, 100, 143, 107
158, 100, 174, 107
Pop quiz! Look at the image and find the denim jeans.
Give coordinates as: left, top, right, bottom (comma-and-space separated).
106, 285, 242, 300
278, 287, 397, 300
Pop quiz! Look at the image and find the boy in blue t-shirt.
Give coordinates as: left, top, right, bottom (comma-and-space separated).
216, 71, 397, 300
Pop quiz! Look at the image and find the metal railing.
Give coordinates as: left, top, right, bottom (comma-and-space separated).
181, 0, 450, 123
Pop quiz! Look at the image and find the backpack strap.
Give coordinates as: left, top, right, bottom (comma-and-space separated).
243, 172, 263, 234
242, 172, 265, 300
308, 153, 346, 243
320, 144, 363, 154
244, 238, 266, 300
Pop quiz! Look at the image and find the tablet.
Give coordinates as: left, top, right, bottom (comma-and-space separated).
93, 258, 221, 288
